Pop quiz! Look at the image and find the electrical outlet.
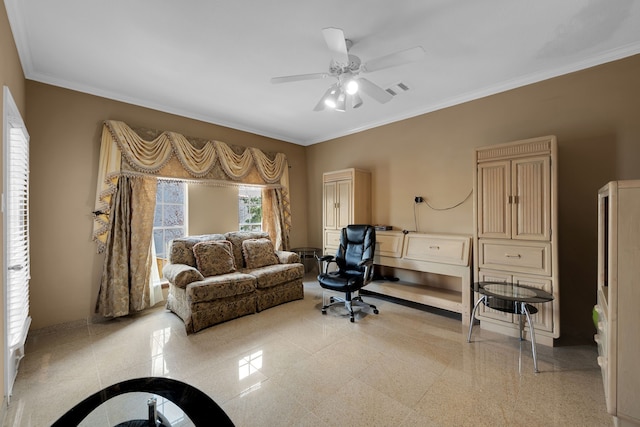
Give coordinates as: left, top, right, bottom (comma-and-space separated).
414, 196, 424, 203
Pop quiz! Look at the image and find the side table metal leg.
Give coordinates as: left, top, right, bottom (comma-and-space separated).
467, 296, 485, 343
522, 302, 539, 373
518, 313, 524, 340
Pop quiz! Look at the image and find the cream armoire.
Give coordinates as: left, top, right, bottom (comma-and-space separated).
322, 168, 371, 255
473, 136, 560, 345
596, 180, 640, 427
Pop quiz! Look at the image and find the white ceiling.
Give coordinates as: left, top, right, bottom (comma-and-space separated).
5, 0, 640, 145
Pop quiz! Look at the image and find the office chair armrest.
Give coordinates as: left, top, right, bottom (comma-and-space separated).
359, 259, 375, 284
357, 259, 374, 267
316, 255, 335, 274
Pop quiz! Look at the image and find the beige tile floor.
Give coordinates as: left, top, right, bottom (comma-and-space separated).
4, 275, 611, 426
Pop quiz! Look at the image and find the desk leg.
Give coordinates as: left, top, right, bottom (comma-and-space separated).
522, 302, 539, 373
467, 296, 485, 343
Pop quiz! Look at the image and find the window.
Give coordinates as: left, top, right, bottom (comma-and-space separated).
238, 186, 262, 231
3, 86, 31, 399
153, 180, 187, 261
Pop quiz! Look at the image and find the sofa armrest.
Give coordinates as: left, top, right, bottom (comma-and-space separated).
275, 250, 300, 264
163, 263, 204, 289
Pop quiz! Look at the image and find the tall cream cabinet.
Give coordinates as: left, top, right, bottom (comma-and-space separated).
322, 168, 371, 255
473, 136, 559, 345
595, 181, 640, 426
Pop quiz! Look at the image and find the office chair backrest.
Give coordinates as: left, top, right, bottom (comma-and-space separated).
336, 225, 376, 273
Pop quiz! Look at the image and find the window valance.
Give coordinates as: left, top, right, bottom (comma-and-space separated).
92, 120, 291, 253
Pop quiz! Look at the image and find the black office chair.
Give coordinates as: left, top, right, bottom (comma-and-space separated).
317, 224, 379, 322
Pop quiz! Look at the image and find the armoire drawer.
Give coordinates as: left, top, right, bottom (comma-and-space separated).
478, 240, 551, 275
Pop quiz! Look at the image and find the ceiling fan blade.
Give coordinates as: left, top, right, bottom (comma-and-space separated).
361, 46, 425, 73
357, 78, 393, 104
271, 72, 329, 84
322, 27, 349, 65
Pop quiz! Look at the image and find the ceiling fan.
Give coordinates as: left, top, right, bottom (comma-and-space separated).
271, 27, 425, 112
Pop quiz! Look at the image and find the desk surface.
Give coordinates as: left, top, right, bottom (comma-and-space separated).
472, 281, 553, 303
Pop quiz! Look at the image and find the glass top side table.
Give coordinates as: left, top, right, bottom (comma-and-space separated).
467, 281, 554, 373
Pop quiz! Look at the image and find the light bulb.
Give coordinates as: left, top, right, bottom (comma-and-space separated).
345, 79, 359, 95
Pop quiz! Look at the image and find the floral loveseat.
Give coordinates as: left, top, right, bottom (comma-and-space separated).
162, 231, 304, 333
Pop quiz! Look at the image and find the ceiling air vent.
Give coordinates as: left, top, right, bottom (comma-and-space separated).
385, 82, 410, 96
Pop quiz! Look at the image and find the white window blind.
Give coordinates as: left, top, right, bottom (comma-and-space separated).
3, 86, 31, 400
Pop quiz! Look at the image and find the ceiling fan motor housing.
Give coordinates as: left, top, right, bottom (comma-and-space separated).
330, 54, 361, 75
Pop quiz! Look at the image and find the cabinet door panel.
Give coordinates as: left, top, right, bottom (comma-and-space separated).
336, 180, 352, 229
478, 161, 511, 239
476, 270, 513, 323
323, 182, 337, 230
512, 156, 550, 240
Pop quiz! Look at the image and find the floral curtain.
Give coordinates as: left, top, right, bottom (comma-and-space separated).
93, 120, 292, 317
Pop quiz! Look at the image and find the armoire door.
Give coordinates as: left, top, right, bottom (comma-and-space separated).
477, 160, 511, 239
323, 181, 337, 230
511, 156, 551, 241
336, 180, 352, 229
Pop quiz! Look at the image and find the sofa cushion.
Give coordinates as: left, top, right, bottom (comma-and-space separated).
225, 231, 271, 268
242, 238, 279, 269
170, 234, 226, 267
246, 263, 305, 289
163, 264, 204, 289
193, 240, 236, 277
187, 272, 256, 303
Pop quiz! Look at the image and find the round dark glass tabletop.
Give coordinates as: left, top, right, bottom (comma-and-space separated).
472, 281, 554, 303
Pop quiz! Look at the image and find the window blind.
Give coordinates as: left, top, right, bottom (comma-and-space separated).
3, 86, 31, 400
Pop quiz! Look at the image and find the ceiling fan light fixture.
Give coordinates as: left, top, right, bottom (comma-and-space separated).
335, 92, 347, 112
324, 87, 339, 108
345, 78, 359, 95
350, 92, 363, 109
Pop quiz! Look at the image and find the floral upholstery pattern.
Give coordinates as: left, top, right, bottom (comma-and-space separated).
256, 280, 304, 312
275, 251, 301, 264
162, 264, 204, 289
245, 263, 304, 289
165, 231, 304, 334
242, 238, 279, 269
224, 231, 270, 268
187, 272, 256, 303
193, 240, 236, 277
169, 234, 226, 267
166, 285, 256, 334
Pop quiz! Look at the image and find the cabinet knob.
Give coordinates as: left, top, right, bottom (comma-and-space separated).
504, 253, 521, 258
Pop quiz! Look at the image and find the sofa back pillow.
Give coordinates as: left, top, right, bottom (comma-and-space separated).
242, 238, 279, 269
225, 231, 271, 268
170, 234, 226, 267
193, 240, 236, 277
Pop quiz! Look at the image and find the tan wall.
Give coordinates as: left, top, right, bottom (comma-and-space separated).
1, 2, 27, 405
306, 54, 640, 344
25, 81, 308, 330
188, 184, 239, 234
7, 0, 640, 348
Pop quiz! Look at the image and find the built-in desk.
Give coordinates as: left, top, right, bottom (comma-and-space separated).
366, 231, 473, 325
